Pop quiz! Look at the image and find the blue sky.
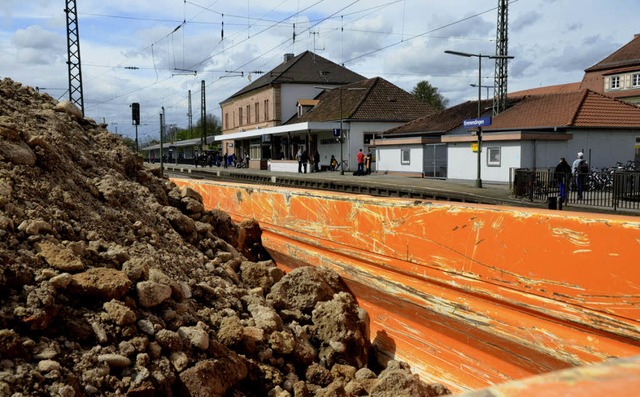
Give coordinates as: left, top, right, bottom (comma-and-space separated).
1, 0, 638, 143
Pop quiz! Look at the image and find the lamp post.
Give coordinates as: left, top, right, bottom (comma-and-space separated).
445, 50, 514, 188
470, 83, 492, 100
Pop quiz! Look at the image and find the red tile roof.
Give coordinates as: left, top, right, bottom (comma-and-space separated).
385, 89, 640, 135
508, 82, 582, 98
288, 77, 436, 124
585, 34, 640, 72
491, 90, 640, 130
383, 99, 495, 135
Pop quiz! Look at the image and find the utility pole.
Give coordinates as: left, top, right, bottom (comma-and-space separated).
64, 0, 84, 115
493, 0, 509, 115
160, 108, 165, 178
200, 80, 206, 152
188, 90, 193, 137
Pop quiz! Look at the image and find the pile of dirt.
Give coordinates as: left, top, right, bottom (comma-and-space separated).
0, 78, 450, 397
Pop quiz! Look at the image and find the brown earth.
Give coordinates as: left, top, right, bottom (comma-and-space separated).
0, 78, 451, 397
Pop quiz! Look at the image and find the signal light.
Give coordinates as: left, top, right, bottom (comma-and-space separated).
131, 103, 140, 125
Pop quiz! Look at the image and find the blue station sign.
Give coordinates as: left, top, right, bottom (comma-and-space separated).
463, 117, 492, 128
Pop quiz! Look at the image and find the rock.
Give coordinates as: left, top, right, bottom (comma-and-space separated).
137, 319, 156, 336
136, 281, 172, 307
179, 358, 248, 397
0, 329, 26, 359
181, 186, 202, 202
266, 266, 344, 313
312, 291, 370, 368
162, 206, 197, 242
98, 354, 132, 368
178, 325, 210, 350
49, 273, 73, 289
155, 329, 183, 352
17, 219, 52, 235
269, 330, 295, 355
37, 359, 61, 373
68, 267, 132, 300
0, 140, 36, 165
53, 100, 83, 119
122, 257, 151, 282
103, 299, 136, 325
169, 351, 189, 372
36, 241, 85, 272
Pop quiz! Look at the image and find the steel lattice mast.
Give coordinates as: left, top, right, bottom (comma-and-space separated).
492, 0, 509, 115
64, 0, 84, 116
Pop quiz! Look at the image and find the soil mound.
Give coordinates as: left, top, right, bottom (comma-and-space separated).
0, 78, 450, 397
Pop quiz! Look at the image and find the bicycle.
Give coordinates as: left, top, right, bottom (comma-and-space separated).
329, 159, 348, 172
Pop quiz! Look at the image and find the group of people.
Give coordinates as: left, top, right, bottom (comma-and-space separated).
295, 147, 373, 174
296, 148, 321, 174
555, 151, 590, 202
355, 148, 373, 175
193, 152, 247, 168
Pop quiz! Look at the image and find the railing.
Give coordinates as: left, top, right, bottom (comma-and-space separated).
513, 168, 640, 211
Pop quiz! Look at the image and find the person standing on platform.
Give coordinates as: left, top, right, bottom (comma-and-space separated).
572, 152, 588, 200
314, 150, 321, 172
356, 148, 365, 175
555, 157, 572, 204
301, 149, 309, 174
296, 147, 303, 173
365, 148, 372, 175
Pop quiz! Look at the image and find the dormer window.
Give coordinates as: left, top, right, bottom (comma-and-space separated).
611, 76, 620, 89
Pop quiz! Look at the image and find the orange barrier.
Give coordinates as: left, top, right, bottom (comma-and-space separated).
173, 178, 640, 393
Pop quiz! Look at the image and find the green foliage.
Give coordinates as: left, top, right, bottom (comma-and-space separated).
411, 80, 449, 110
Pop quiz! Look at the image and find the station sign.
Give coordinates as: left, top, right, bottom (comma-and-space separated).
332, 128, 342, 137
463, 117, 492, 128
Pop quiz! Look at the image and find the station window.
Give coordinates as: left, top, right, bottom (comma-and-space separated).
633, 74, 640, 87
238, 107, 243, 126
401, 149, 410, 165
610, 76, 620, 90
487, 147, 501, 167
264, 99, 269, 121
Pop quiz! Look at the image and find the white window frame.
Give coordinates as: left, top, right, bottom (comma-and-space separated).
487, 147, 501, 167
401, 149, 410, 165
611, 76, 620, 90
633, 74, 640, 87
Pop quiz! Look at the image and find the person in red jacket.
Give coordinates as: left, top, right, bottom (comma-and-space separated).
356, 148, 365, 174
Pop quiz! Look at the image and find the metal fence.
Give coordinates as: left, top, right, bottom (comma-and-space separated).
513, 168, 640, 211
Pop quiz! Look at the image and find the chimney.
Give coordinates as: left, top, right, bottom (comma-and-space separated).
283, 53, 294, 62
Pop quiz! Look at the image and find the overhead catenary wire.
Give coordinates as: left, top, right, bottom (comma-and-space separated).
80, 0, 512, 141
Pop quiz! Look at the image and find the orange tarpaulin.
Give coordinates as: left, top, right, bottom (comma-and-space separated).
174, 178, 640, 393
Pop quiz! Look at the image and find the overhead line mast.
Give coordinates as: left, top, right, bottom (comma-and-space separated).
493, 0, 509, 115
64, 0, 85, 116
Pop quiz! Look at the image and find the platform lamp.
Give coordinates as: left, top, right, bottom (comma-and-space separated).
445, 50, 514, 188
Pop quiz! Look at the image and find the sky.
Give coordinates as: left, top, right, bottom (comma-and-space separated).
1, 0, 638, 144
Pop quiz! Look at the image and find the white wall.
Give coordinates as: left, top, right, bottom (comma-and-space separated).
347, 121, 404, 171
377, 145, 424, 174
516, 130, 638, 171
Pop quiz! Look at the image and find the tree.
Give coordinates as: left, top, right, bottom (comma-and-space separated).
411, 81, 448, 110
